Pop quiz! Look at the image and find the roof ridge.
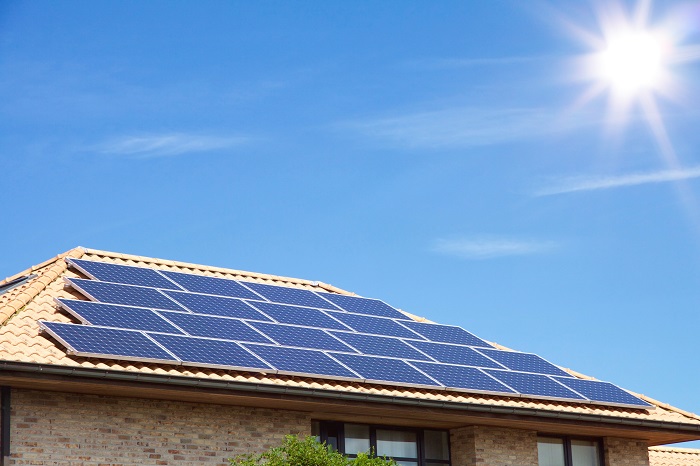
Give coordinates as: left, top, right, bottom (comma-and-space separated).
80, 247, 353, 295
0, 247, 85, 325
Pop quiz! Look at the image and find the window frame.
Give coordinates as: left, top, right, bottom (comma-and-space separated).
314, 421, 451, 466
537, 434, 604, 466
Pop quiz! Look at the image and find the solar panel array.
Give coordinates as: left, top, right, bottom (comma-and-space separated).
37, 258, 652, 409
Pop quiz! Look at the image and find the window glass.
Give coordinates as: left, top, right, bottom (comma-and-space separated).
344, 424, 370, 454
571, 440, 600, 466
377, 429, 418, 458
311, 421, 320, 441
424, 430, 449, 460
537, 437, 566, 466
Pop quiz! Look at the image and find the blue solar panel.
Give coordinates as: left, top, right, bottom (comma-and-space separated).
162, 290, 271, 320
242, 282, 341, 310
400, 320, 493, 348
67, 278, 185, 311
245, 344, 357, 378
316, 292, 406, 319
150, 333, 270, 369
485, 370, 585, 400
158, 312, 272, 343
249, 322, 356, 352
410, 362, 515, 393
69, 259, 182, 290
161, 270, 261, 300
553, 377, 652, 408
330, 332, 431, 360
330, 353, 440, 386
477, 349, 570, 377
57, 299, 184, 334
327, 312, 422, 339
407, 340, 504, 368
41, 322, 178, 362
248, 302, 350, 330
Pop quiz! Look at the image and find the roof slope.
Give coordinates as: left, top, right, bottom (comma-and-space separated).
649, 446, 700, 466
2, 247, 700, 443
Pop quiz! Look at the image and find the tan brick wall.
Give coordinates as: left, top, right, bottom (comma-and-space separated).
450, 425, 538, 466
605, 437, 650, 466
9, 389, 310, 466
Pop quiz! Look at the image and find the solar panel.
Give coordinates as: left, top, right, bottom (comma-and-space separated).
477, 348, 570, 377
69, 259, 182, 290
553, 377, 653, 408
242, 282, 341, 310
67, 278, 185, 311
330, 332, 431, 360
57, 299, 184, 334
249, 322, 356, 352
485, 370, 585, 400
330, 353, 440, 386
245, 344, 358, 378
40, 321, 178, 363
327, 312, 422, 339
161, 270, 262, 300
158, 312, 272, 343
149, 333, 271, 370
247, 302, 350, 330
399, 320, 493, 348
406, 340, 504, 368
410, 362, 515, 393
316, 292, 406, 319
162, 290, 271, 320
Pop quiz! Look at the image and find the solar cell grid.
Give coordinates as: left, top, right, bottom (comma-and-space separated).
399, 320, 493, 348
406, 340, 504, 368
149, 333, 270, 369
161, 271, 262, 300
57, 299, 184, 334
330, 353, 440, 386
249, 322, 356, 352
485, 370, 585, 400
410, 362, 515, 393
69, 259, 182, 290
242, 281, 341, 310
245, 344, 357, 378
158, 312, 272, 343
40, 322, 178, 362
330, 332, 432, 360
67, 278, 185, 311
162, 290, 271, 320
553, 377, 653, 407
316, 292, 406, 319
477, 348, 570, 377
327, 312, 422, 339
248, 302, 350, 330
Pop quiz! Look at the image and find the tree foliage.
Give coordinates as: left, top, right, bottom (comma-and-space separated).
230, 435, 397, 466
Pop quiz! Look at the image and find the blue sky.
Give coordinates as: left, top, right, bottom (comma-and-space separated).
2, 0, 700, 446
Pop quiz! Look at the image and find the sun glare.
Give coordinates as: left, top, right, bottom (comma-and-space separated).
598, 31, 664, 94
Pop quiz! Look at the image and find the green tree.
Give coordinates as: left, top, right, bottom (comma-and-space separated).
230, 435, 397, 466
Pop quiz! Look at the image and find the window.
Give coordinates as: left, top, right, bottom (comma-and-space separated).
538, 436, 602, 466
312, 421, 450, 466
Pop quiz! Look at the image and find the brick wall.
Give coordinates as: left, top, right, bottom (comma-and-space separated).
605, 437, 650, 466
9, 389, 310, 466
450, 425, 538, 466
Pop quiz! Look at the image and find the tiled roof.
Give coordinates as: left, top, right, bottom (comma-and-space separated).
649, 446, 700, 466
1, 247, 700, 431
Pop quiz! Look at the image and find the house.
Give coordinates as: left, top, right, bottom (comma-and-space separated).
0, 247, 698, 466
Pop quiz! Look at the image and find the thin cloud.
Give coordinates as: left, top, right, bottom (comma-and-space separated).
432, 236, 559, 260
344, 106, 594, 149
96, 133, 249, 158
535, 166, 700, 196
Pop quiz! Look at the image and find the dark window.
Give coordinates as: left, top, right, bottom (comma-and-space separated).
538, 436, 602, 466
312, 421, 450, 466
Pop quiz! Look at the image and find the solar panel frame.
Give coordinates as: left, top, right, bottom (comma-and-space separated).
484, 370, 586, 401
409, 361, 516, 394
476, 348, 571, 377
244, 344, 360, 380
39, 321, 180, 364
68, 258, 183, 291
329, 353, 441, 387
329, 332, 433, 361
399, 320, 494, 348
405, 340, 505, 368
242, 281, 342, 311
56, 298, 185, 334
66, 278, 186, 312
157, 311, 273, 343
325, 312, 425, 339
248, 322, 358, 353
247, 301, 352, 330
161, 270, 264, 300
552, 376, 653, 408
162, 290, 272, 320
315, 292, 408, 319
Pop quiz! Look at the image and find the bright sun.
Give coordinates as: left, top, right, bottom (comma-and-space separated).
598, 30, 665, 94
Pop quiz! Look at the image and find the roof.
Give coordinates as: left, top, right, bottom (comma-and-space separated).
2, 247, 700, 445
649, 446, 700, 466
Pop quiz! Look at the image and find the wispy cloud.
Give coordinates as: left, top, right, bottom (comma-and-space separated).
535, 166, 700, 196
96, 133, 249, 158
344, 106, 594, 149
432, 236, 559, 260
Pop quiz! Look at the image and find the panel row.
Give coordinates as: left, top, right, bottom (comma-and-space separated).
38, 321, 652, 408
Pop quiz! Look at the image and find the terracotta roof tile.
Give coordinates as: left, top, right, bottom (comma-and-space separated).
649, 446, 700, 466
